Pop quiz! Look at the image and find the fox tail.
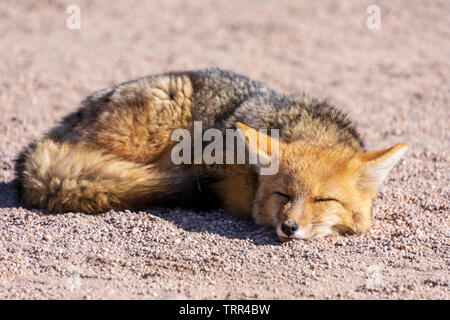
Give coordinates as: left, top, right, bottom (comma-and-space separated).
14, 139, 215, 213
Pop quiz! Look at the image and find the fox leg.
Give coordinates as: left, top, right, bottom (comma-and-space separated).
210, 165, 258, 218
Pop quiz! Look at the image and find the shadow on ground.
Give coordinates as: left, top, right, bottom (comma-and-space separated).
0, 181, 280, 245
0, 182, 19, 209
149, 208, 281, 246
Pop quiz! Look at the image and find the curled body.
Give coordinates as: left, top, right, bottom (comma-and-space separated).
15, 68, 408, 240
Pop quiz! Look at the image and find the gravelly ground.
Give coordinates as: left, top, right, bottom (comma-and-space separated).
0, 0, 449, 299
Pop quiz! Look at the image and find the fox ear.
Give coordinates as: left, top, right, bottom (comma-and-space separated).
235, 122, 280, 166
358, 143, 409, 191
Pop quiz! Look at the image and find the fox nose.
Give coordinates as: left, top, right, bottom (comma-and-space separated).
281, 220, 298, 236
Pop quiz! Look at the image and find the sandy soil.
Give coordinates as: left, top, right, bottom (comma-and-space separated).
0, 0, 449, 299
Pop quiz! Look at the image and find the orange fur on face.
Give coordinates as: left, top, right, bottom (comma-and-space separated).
248, 129, 408, 241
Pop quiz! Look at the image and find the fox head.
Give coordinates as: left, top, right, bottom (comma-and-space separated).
236, 122, 408, 241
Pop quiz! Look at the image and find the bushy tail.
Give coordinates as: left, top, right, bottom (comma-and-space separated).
14, 139, 216, 213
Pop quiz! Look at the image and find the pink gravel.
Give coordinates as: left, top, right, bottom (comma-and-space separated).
0, 0, 448, 299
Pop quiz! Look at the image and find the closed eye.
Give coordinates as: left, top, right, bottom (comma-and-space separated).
274, 191, 291, 200
314, 198, 337, 203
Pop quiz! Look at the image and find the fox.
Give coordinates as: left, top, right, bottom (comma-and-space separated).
14, 68, 408, 241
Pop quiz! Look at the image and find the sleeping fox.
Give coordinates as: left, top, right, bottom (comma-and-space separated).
14, 69, 408, 240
